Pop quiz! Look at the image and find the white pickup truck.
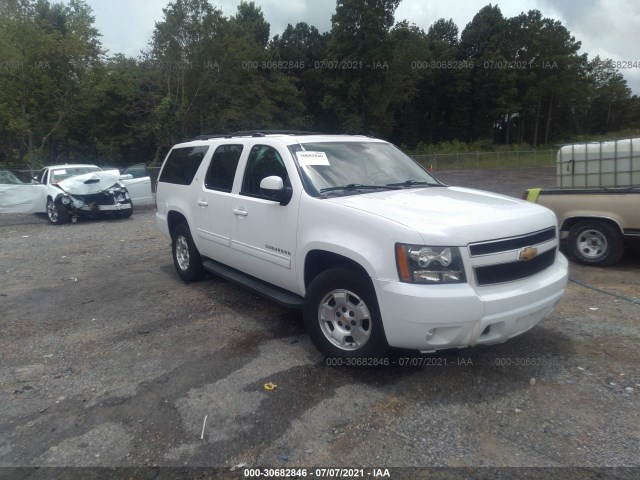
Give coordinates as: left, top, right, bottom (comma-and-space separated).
156, 132, 568, 359
525, 139, 640, 266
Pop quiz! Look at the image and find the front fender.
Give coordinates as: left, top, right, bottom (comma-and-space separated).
296, 194, 423, 294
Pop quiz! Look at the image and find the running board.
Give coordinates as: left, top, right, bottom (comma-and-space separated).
202, 259, 304, 309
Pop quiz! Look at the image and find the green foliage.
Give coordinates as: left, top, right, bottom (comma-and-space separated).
411, 139, 497, 155
330, 0, 400, 61
269, 22, 329, 129
583, 57, 635, 134
562, 128, 640, 144
0, 0, 638, 166
142, 0, 305, 152
427, 18, 458, 47
323, 0, 403, 136
270, 22, 328, 65
232, 1, 270, 49
0, 0, 102, 167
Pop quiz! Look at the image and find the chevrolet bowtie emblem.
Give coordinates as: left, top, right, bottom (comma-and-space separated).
518, 246, 538, 262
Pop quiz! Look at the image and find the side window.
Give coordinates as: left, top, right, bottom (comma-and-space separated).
13, 170, 37, 184
121, 164, 149, 179
241, 146, 288, 197
205, 145, 243, 192
0, 170, 33, 184
158, 146, 209, 185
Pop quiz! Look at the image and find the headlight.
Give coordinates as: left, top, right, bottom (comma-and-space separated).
395, 244, 466, 284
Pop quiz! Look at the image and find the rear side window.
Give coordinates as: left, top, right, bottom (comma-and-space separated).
205, 145, 243, 192
159, 146, 209, 185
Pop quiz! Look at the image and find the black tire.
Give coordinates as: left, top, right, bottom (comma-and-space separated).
171, 223, 205, 282
304, 268, 388, 359
567, 219, 624, 267
46, 198, 69, 225
114, 204, 133, 219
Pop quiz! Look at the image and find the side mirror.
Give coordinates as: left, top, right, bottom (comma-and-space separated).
260, 176, 292, 206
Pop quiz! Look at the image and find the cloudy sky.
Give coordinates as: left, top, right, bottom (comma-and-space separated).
86, 0, 640, 93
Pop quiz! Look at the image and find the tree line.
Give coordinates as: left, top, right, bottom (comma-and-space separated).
1, 0, 638, 167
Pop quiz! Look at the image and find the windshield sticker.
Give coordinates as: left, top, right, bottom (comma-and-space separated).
54, 169, 67, 175
296, 151, 330, 167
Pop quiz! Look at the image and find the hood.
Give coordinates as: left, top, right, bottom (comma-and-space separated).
326, 186, 557, 245
57, 171, 122, 195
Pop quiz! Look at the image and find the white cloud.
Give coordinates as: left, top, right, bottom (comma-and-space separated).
89, 0, 165, 56
538, 0, 640, 93
395, 0, 535, 33
206, 0, 333, 38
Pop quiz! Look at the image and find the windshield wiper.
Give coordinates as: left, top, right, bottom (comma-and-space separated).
385, 180, 438, 188
320, 184, 400, 193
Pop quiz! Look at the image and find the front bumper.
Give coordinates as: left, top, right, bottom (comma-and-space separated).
77, 203, 131, 212
374, 253, 568, 351
63, 187, 132, 214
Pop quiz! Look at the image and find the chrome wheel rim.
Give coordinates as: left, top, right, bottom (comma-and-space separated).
577, 229, 607, 260
317, 289, 371, 351
175, 235, 190, 271
47, 201, 58, 222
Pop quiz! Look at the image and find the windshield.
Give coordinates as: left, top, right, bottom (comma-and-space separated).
288, 141, 441, 196
50, 166, 101, 184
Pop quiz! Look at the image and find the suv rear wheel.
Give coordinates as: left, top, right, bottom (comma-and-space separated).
172, 224, 205, 282
304, 268, 388, 359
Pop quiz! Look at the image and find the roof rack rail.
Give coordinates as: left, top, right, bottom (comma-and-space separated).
189, 130, 323, 141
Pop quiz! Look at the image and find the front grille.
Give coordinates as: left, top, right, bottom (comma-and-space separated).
475, 248, 556, 286
76, 192, 116, 205
469, 227, 556, 256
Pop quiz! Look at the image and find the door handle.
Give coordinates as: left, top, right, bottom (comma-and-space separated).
233, 208, 248, 217
197, 200, 208, 207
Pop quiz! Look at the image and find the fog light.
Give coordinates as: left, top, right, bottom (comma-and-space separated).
426, 328, 435, 341
61, 196, 71, 204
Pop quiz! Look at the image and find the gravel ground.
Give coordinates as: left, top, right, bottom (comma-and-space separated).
1, 168, 639, 478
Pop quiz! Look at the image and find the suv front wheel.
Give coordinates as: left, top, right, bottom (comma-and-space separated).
304, 268, 388, 359
172, 224, 205, 282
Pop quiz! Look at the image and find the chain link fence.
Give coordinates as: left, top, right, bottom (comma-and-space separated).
411, 150, 556, 171
1, 151, 557, 182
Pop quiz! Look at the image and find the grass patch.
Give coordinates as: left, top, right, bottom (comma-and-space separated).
411, 150, 556, 170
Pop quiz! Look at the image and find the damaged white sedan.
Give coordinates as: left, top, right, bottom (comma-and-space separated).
0, 164, 153, 224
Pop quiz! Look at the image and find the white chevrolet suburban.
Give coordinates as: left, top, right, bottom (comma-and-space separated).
156, 131, 568, 359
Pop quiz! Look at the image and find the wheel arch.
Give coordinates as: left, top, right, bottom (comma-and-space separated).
167, 210, 190, 238
561, 215, 624, 236
304, 250, 371, 290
